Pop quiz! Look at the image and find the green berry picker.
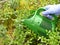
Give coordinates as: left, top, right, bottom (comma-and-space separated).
22, 7, 58, 37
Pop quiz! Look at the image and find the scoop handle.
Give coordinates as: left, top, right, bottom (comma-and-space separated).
35, 7, 57, 20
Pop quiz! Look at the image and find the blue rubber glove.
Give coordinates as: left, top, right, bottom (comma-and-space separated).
42, 4, 60, 19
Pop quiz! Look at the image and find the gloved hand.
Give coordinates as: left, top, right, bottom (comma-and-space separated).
42, 4, 60, 19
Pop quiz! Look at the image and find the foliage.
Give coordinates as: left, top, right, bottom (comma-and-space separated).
0, 0, 60, 45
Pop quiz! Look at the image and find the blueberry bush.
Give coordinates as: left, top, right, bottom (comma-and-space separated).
0, 0, 60, 45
